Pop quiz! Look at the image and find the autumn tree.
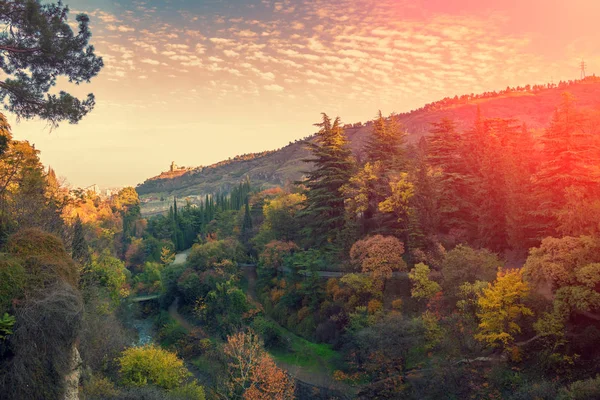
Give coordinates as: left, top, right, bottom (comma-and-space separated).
350, 235, 407, 292
258, 240, 298, 277
524, 236, 600, 332
299, 113, 354, 247
475, 269, 533, 348
243, 355, 295, 400
160, 246, 176, 265
0, 0, 103, 125
222, 329, 294, 399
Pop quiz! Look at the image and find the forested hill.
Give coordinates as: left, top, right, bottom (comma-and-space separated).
136, 77, 600, 198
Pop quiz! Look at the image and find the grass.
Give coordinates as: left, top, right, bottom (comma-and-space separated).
267, 324, 343, 373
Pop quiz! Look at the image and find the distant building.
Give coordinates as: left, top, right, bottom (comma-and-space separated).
170, 161, 186, 172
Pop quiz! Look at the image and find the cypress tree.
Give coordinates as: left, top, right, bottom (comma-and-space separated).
71, 216, 89, 264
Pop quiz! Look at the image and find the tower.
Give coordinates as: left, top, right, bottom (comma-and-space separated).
170, 161, 177, 172
580, 59, 587, 80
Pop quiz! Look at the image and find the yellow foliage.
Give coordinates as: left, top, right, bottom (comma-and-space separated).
475, 269, 533, 348
117, 344, 192, 390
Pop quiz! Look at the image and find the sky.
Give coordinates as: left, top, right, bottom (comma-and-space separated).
9, 0, 600, 188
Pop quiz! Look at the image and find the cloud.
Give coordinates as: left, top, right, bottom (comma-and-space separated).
264, 84, 284, 92
223, 49, 240, 57
106, 24, 135, 32
238, 29, 258, 38
141, 58, 161, 65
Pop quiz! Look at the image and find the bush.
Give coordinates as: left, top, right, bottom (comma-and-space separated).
187, 238, 241, 271
558, 376, 600, 400
169, 382, 206, 400
117, 344, 192, 390
0, 255, 25, 314
6, 228, 79, 288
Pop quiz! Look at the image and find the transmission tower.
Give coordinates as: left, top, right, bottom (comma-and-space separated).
580, 59, 587, 79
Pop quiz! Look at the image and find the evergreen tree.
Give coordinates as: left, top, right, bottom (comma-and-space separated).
364, 111, 406, 171
427, 118, 472, 236
71, 216, 88, 263
0, 0, 103, 125
299, 113, 354, 248
533, 92, 600, 236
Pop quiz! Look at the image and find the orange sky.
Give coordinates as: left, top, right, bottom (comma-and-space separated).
9, 0, 600, 188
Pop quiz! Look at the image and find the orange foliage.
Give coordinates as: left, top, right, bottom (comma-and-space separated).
367, 299, 383, 315
259, 240, 298, 269
243, 355, 295, 400
223, 330, 294, 400
350, 235, 408, 280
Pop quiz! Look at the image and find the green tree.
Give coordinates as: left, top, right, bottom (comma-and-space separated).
0, 0, 103, 124
299, 113, 354, 247
71, 216, 88, 263
364, 111, 406, 171
408, 263, 441, 301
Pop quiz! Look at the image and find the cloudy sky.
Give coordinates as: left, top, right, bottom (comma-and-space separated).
10, 0, 600, 188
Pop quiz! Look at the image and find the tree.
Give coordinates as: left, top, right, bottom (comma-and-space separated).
523, 236, 600, 291
364, 111, 406, 171
426, 118, 471, 234
243, 355, 295, 400
533, 93, 600, 235
441, 245, 500, 298
378, 172, 415, 240
258, 240, 298, 276
350, 235, 407, 292
160, 246, 176, 265
222, 330, 294, 400
0, 0, 103, 125
71, 216, 88, 263
117, 345, 194, 390
475, 269, 533, 348
408, 263, 441, 301
299, 113, 354, 247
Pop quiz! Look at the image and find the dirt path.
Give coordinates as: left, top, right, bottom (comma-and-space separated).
173, 249, 191, 265
168, 297, 195, 332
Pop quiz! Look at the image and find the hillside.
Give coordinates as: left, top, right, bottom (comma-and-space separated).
136, 78, 600, 205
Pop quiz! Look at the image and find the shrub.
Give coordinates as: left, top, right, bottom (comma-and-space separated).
169, 381, 206, 400
0, 255, 25, 314
6, 228, 79, 288
187, 238, 241, 271
558, 376, 600, 400
117, 344, 192, 390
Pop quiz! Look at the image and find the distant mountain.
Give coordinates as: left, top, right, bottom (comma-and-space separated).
136, 77, 600, 203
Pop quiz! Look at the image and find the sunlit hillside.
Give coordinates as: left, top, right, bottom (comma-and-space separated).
137, 77, 600, 207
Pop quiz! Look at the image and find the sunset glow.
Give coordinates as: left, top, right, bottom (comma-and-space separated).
11, 0, 600, 188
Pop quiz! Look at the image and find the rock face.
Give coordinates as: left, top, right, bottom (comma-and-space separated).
64, 346, 82, 400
